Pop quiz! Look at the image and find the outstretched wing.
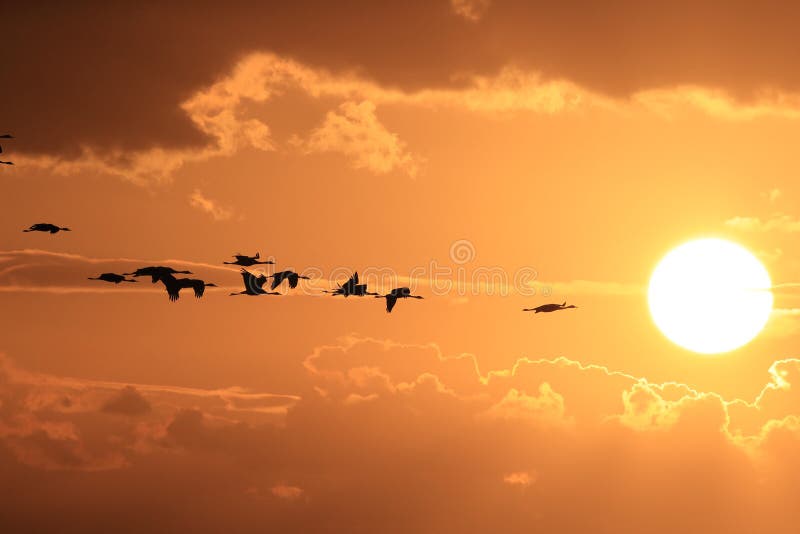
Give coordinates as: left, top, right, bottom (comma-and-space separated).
270, 273, 282, 290
240, 269, 260, 292
386, 295, 397, 313
190, 279, 206, 298
288, 273, 299, 289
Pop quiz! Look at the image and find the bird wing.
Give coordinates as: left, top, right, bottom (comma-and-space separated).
240, 270, 259, 292
270, 274, 282, 290
386, 295, 397, 313
288, 273, 299, 288
191, 280, 206, 298
161, 278, 180, 301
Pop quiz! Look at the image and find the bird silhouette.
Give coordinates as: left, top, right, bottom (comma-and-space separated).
0, 134, 13, 165
376, 287, 423, 313
88, 273, 137, 284
223, 252, 275, 267
269, 270, 311, 290
523, 301, 577, 313
158, 274, 217, 302
323, 272, 378, 297
230, 268, 281, 296
123, 266, 193, 284
23, 223, 71, 234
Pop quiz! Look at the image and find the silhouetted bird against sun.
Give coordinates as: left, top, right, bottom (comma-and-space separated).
269, 270, 311, 290
376, 287, 423, 313
158, 273, 217, 302
230, 268, 281, 296
223, 252, 274, 267
324, 272, 378, 297
124, 266, 193, 284
523, 302, 577, 314
23, 223, 71, 234
0, 134, 13, 165
88, 273, 137, 284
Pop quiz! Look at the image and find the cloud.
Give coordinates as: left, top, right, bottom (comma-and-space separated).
100, 386, 152, 416
0, 249, 232, 294
19, 46, 800, 185
189, 189, 235, 221
296, 100, 420, 177
450, 0, 491, 22
725, 213, 800, 232
762, 188, 782, 203
270, 485, 304, 500
4, 338, 800, 531
503, 470, 535, 487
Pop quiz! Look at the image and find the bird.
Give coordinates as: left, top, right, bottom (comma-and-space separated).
0, 134, 13, 165
268, 270, 311, 290
523, 301, 577, 314
123, 266, 193, 284
323, 272, 378, 297
376, 287, 423, 313
23, 223, 71, 234
223, 252, 275, 267
158, 273, 217, 302
88, 273, 137, 284
230, 268, 281, 296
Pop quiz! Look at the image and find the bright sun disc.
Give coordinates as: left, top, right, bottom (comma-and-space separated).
648, 238, 773, 354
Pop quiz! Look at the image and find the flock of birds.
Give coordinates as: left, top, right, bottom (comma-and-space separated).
9, 133, 577, 315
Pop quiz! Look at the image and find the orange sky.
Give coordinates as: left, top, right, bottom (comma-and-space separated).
3, 2, 800, 532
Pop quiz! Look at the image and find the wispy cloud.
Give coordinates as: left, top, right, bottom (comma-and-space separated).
725, 213, 800, 232
189, 189, 234, 221
295, 100, 421, 177
450, 0, 491, 22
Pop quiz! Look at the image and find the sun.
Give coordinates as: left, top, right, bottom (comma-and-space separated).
648, 238, 773, 354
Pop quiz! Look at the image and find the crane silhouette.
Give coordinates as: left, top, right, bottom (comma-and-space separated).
23, 223, 71, 234
523, 302, 577, 314
158, 273, 217, 302
223, 252, 275, 267
0, 134, 13, 165
323, 272, 378, 297
376, 287, 423, 313
269, 270, 311, 290
88, 273, 137, 284
123, 266, 193, 284
230, 268, 281, 296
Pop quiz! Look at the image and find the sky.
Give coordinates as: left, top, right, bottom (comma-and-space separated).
2, 1, 800, 532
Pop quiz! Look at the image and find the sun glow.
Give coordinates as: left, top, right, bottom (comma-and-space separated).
648, 238, 773, 354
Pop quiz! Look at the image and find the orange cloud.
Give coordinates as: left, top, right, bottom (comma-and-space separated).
189, 189, 235, 221
296, 100, 421, 177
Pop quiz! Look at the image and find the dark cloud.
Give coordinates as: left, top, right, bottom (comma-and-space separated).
100, 386, 151, 416
5, 1, 800, 159
2, 343, 800, 532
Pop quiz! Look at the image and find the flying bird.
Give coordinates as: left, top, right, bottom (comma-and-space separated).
376, 287, 423, 313
159, 274, 217, 302
223, 252, 275, 267
23, 223, 71, 234
123, 266, 193, 284
269, 270, 311, 290
230, 268, 281, 296
0, 134, 13, 165
88, 273, 137, 284
523, 302, 577, 314
323, 271, 378, 297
